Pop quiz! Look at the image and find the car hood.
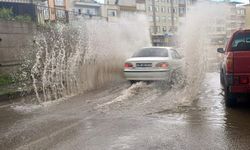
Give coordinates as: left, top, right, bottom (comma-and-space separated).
126, 57, 169, 62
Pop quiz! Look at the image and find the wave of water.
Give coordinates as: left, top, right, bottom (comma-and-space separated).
28, 1, 232, 105
176, 1, 230, 103
30, 14, 151, 103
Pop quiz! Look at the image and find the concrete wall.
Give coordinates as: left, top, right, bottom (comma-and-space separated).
0, 21, 36, 74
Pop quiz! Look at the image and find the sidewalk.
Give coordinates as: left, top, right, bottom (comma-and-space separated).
0, 83, 34, 101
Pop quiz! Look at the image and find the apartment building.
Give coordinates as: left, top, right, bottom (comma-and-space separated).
102, 0, 146, 21
245, 4, 250, 28
72, 0, 101, 17
146, 0, 194, 35
146, 0, 178, 35
209, 2, 246, 47
227, 3, 245, 37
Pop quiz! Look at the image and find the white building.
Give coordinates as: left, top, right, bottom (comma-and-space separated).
71, 0, 102, 17
101, 0, 146, 21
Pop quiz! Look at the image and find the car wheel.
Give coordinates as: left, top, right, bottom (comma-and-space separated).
170, 70, 185, 87
129, 80, 137, 85
220, 70, 225, 88
225, 87, 237, 107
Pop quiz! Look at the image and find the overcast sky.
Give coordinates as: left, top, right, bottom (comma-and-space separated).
95, 0, 249, 4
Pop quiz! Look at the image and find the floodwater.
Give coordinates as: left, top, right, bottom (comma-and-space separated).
1, 72, 250, 150
0, 1, 248, 149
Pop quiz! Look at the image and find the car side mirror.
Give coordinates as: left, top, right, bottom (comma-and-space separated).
217, 48, 225, 53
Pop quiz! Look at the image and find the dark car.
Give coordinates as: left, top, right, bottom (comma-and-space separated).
218, 29, 250, 107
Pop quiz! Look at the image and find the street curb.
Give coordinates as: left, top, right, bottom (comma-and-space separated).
0, 89, 34, 102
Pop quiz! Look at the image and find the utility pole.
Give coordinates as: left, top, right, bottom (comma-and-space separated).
170, 0, 174, 32
185, 0, 188, 16
152, 0, 157, 34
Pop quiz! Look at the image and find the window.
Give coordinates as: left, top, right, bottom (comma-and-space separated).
150, 26, 155, 33
108, 9, 117, 17
133, 48, 169, 57
168, 7, 171, 13
179, 7, 185, 14
170, 49, 181, 59
161, 7, 166, 13
157, 26, 160, 33
148, 16, 153, 22
55, 0, 64, 6
155, 6, 159, 12
83, 8, 96, 15
231, 32, 250, 51
179, 0, 185, 4
162, 26, 167, 32
156, 16, 160, 22
173, 8, 177, 13
162, 16, 167, 22
148, 6, 153, 11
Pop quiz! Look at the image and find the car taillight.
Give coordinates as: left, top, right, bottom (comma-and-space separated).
124, 63, 133, 68
234, 76, 249, 85
156, 62, 168, 68
226, 52, 233, 73
240, 76, 249, 84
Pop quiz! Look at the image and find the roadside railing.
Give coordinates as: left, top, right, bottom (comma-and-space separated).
0, 1, 106, 24
36, 5, 71, 24
0, 0, 33, 3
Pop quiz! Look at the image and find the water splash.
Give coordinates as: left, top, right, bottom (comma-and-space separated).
31, 14, 151, 102
176, 1, 231, 103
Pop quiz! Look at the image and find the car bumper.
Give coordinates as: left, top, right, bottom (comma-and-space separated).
124, 70, 171, 81
230, 86, 250, 93
226, 73, 250, 93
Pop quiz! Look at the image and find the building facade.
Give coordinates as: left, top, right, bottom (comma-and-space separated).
72, 0, 101, 17
102, 0, 146, 21
209, 2, 246, 47
146, 0, 194, 35
245, 4, 250, 28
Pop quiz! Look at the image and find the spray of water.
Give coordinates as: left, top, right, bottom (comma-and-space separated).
31, 14, 151, 102
29, 1, 233, 106
176, 1, 230, 103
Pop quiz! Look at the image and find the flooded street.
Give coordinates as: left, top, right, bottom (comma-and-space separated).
1, 0, 250, 149
0, 72, 250, 150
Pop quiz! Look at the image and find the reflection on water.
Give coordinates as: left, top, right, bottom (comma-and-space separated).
184, 72, 250, 149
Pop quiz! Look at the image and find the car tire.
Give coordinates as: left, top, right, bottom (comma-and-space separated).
170, 69, 185, 87
225, 87, 237, 107
130, 80, 137, 85
220, 70, 225, 88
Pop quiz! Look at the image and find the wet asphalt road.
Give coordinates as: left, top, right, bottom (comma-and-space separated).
1, 72, 250, 150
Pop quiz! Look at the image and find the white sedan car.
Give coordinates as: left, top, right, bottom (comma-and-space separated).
124, 47, 183, 84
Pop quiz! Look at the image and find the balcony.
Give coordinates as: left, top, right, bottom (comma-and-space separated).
74, 1, 101, 7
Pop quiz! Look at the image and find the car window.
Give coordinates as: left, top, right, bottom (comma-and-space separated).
133, 48, 168, 57
231, 32, 250, 51
170, 49, 181, 59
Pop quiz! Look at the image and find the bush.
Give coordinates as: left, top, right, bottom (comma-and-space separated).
0, 8, 13, 20
0, 74, 14, 86
0, 8, 32, 22
15, 15, 32, 22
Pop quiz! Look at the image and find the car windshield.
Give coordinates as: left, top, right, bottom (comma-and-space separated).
231, 32, 250, 51
133, 48, 169, 57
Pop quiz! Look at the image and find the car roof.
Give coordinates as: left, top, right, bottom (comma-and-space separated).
234, 29, 250, 34
141, 46, 173, 50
